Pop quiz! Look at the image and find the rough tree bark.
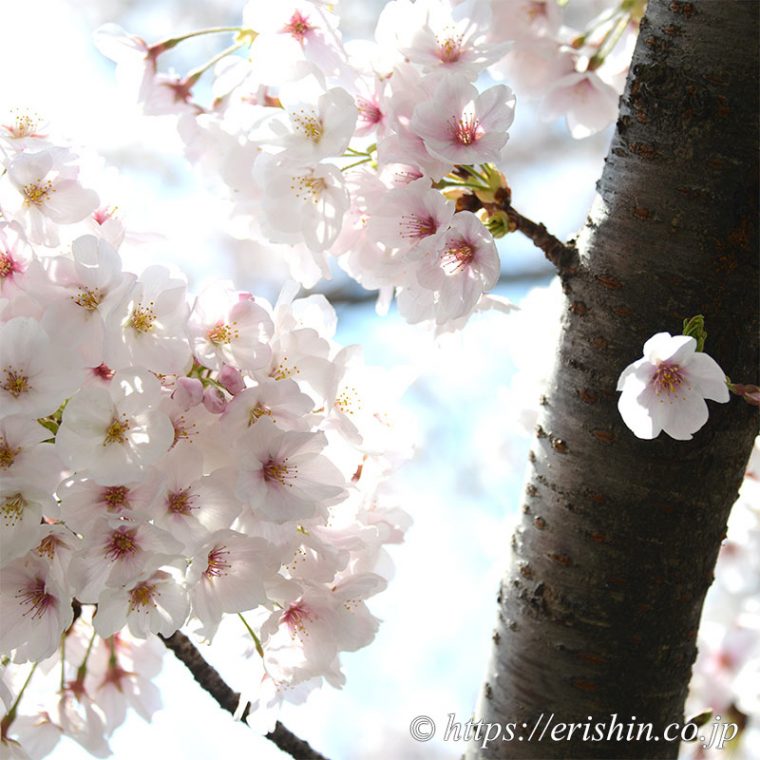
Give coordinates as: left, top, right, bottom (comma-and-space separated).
470, 2, 759, 758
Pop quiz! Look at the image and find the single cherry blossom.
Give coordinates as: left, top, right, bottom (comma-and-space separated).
55, 368, 174, 484
410, 74, 515, 165
617, 333, 730, 440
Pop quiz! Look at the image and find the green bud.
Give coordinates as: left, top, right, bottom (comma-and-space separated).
682, 314, 707, 352
485, 211, 512, 239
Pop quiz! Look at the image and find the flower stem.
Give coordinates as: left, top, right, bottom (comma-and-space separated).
237, 613, 264, 658
76, 627, 98, 681
341, 156, 373, 172
153, 27, 249, 53
0, 662, 37, 738
184, 41, 246, 87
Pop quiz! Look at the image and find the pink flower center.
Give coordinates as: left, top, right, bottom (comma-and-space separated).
92, 363, 115, 381
400, 213, 438, 240
0, 436, 21, 468
0, 251, 23, 280
204, 545, 231, 578
527, 1, 549, 21
284, 11, 313, 42
23, 180, 54, 207
442, 239, 476, 273
2, 368, 29, 398
100, 485, 131, 513
16, 577, 55, 619
652, 363, 687, 395
2, 493, 26, 527
450, 113, 482, 146
36, 534, 62, 560
263, 458, 295, 486
172, 413, 197, 448
93, 206, 117, 225
105, 527, 139, 561
357, 97, 383, 127
436, 34, 463, 63
207, 321, 238, 344
129, 581, 157, 611
281, 600, 314, 636
166, 488, 195, 515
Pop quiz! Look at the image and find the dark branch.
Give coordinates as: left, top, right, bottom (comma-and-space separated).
159, 631, 328, 760
501, 203, 579, 277
458, 189, 578, 277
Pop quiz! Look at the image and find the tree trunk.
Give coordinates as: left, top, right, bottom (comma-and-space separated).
470, 2, 759, 758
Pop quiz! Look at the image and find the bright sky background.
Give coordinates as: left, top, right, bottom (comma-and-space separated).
1, 1, 615, 758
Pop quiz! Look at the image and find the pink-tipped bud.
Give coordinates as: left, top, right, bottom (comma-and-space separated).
218, 364, 245, 395
203, 386, 227, 414
730, 383, 760, 407
172, 376, 203, 410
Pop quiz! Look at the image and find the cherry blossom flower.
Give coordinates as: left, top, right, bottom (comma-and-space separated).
400, 210, 500, 324
0, 222, 33, 299
410, 74, 515, 165
187, 529, 282, 639
41, 235, 136, 366
365, 175, 453, 258
540, 70, 620, 139
236, 417, 347, 523
261, 573, 386, 686
0, 317, 85, 421
103, 265, 191, 375
0, 555, 74, 662
257, 85, 358, 163
68, 517, 182, 602
58, 475, 157, 533
242, 0, 345, 85
617, 333, 730, 440
145, 446, 242, 551
188, 283, 273, 372
55, 368, 174, 484
0, 148, 98, 246
377, 0, 506, 79
254, 155, 350, 252
221, 378, 314, 439
91, 634, 163, 734
94, 569, 190, 638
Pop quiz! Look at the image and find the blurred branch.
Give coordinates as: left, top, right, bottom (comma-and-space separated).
159, 631, 328, 760
316, 266, 555, 306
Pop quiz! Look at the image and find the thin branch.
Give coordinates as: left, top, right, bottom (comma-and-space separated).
159, 631, 328, 760
501, 203, 578, 276
460, 189, 578, 277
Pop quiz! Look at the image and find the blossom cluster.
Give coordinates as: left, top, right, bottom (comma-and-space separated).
682, 439, 760, 759
95, 0, 640, 326
488, 0, 644, 138
0, 117, 410, 757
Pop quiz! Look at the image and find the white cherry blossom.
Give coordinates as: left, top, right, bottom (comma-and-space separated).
0, 317, 85, 421
617, 333, 730, 440
0, 555, 74, 662
410, 74, 515, 166
0, 148, 98, 246
55, 368, 174, 484
236, 417, 347, 523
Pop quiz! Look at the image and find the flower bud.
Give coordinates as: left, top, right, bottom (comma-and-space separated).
172, 376, 203, 410
218, 364, 245, 395
203, 385, 227, 414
